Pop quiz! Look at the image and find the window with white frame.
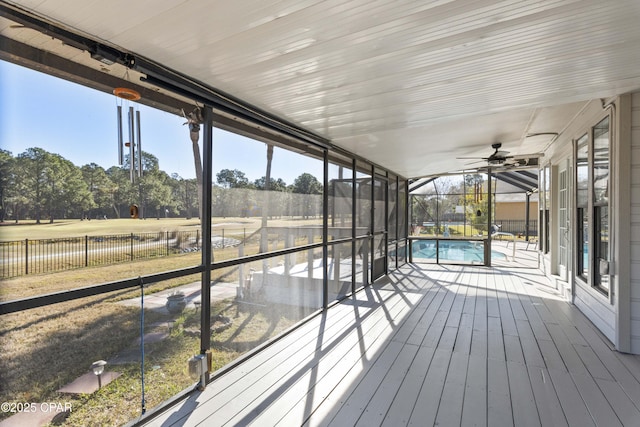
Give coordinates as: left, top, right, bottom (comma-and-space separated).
574, 116, 610, 295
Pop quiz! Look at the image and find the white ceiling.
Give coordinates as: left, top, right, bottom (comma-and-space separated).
3, 0, 640, 178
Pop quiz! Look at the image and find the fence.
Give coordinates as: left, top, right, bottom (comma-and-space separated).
0, 231, 205, 279
493, 219, 538, 237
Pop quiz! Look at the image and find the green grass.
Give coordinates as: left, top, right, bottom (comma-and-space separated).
1, 218, 203, 240
0, 216, 321, 425
0, 293, 302, 425
0, 216, 324, 241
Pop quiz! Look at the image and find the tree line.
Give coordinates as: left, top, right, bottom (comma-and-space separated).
0, 147, 323, 223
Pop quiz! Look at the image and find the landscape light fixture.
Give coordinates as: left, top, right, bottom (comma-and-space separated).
91, 360, 107, 389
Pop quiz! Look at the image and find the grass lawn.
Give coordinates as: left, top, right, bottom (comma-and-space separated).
0, 216, 325, 241
0, 216, 322, 424
1, 218, 205, 240
0, 294, 301, 425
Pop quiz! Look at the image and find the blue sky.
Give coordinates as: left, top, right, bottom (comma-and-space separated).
0, 60, 323, 184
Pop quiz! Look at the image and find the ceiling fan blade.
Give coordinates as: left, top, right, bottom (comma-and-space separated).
463, 160, 486, 166
511, 152, 543, 159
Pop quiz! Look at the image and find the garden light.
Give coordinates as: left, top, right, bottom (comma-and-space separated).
90, 360, 107, 389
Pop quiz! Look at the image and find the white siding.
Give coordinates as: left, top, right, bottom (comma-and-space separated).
631, 92, 640, 353
547, 101, 621, 345
574, 281, 616, 341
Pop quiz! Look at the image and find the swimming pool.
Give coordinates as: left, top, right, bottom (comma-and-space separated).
412, 239, 506, 264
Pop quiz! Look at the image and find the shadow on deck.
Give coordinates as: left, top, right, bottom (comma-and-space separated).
137, 258, 640, 427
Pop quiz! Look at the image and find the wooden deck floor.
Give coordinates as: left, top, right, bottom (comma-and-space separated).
141, 252, 640, 426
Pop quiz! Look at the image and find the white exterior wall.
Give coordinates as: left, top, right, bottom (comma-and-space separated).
630, 92, 640, 353
546, 98, 634, 351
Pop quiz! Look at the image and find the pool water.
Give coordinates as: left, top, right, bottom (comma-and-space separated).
413, 240, 506, 263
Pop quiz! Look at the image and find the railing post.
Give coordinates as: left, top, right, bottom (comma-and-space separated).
131, 233, 134, 261
166, 231, 170, 255
25, 238, 28, 275
408, 238, 413, 263
85, 235, 88, 267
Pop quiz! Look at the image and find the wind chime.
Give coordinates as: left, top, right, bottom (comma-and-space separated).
114, 87, 143, 218
474, 182, 483, 203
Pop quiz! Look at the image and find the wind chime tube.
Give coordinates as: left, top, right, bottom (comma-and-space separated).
128, 106, 135, 183
117, 105, 124, 165
136, 110, 142, 178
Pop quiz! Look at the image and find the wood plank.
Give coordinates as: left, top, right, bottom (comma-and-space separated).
494, 273, 519, 336
485, 270, 501, 318
381, 345, 437, 427
447, 281, 467, 325
511, 280, 552, 341
545, 323, 589, 376
574, 345, 614, 381
595, 377, 640, 427
521, 337, 546, 368
571, 373, 622, 427
527, 366, 568, 427
438, 325, 459, 352
461, 354, 487, 427
614, 351, 640, 383
267, 291, 422, 427
407, 348, 452, 426
434, 352, 469, 426
141, 264, 640, 427
319, 340, 406, 427
406, 289, 446, 346
504, 335, 525, 365
529, 294, 560, 325
355, 343, 421, 426
504, 276, 528, 321
470, 324, 488, 359
507, 361, 541, 427
547, 368, 595, 427
421, 310, 450, 349
538, 339, 567, 372
453, 313, 474, 354
516, 318, 537, 341
462, 275, 477, 315
487, 357, 513, 426
392, 283, 440, 344
487, 315, 505, 361
208, 288, 417, 426
149, 297, 369, 426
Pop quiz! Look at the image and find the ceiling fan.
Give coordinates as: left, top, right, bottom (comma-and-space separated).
457, 143, 541, 168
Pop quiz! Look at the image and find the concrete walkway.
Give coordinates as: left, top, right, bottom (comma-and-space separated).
118, 281, 238, 313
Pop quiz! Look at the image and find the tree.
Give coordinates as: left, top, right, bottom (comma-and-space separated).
106, 165, 135, 218
81, 163, 115, 218
216, 169, 251, 189
292, 173, 322, 195
42, 153, 93, 222
0, 149, 14, 222
140, 169, 175, 219
254, 176, 287, 192
17, 148, 49, 223
171, 174, 198, 219
291, 173, 322, 219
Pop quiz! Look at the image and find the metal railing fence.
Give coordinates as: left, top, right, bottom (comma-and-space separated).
0, 231, 205, 278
